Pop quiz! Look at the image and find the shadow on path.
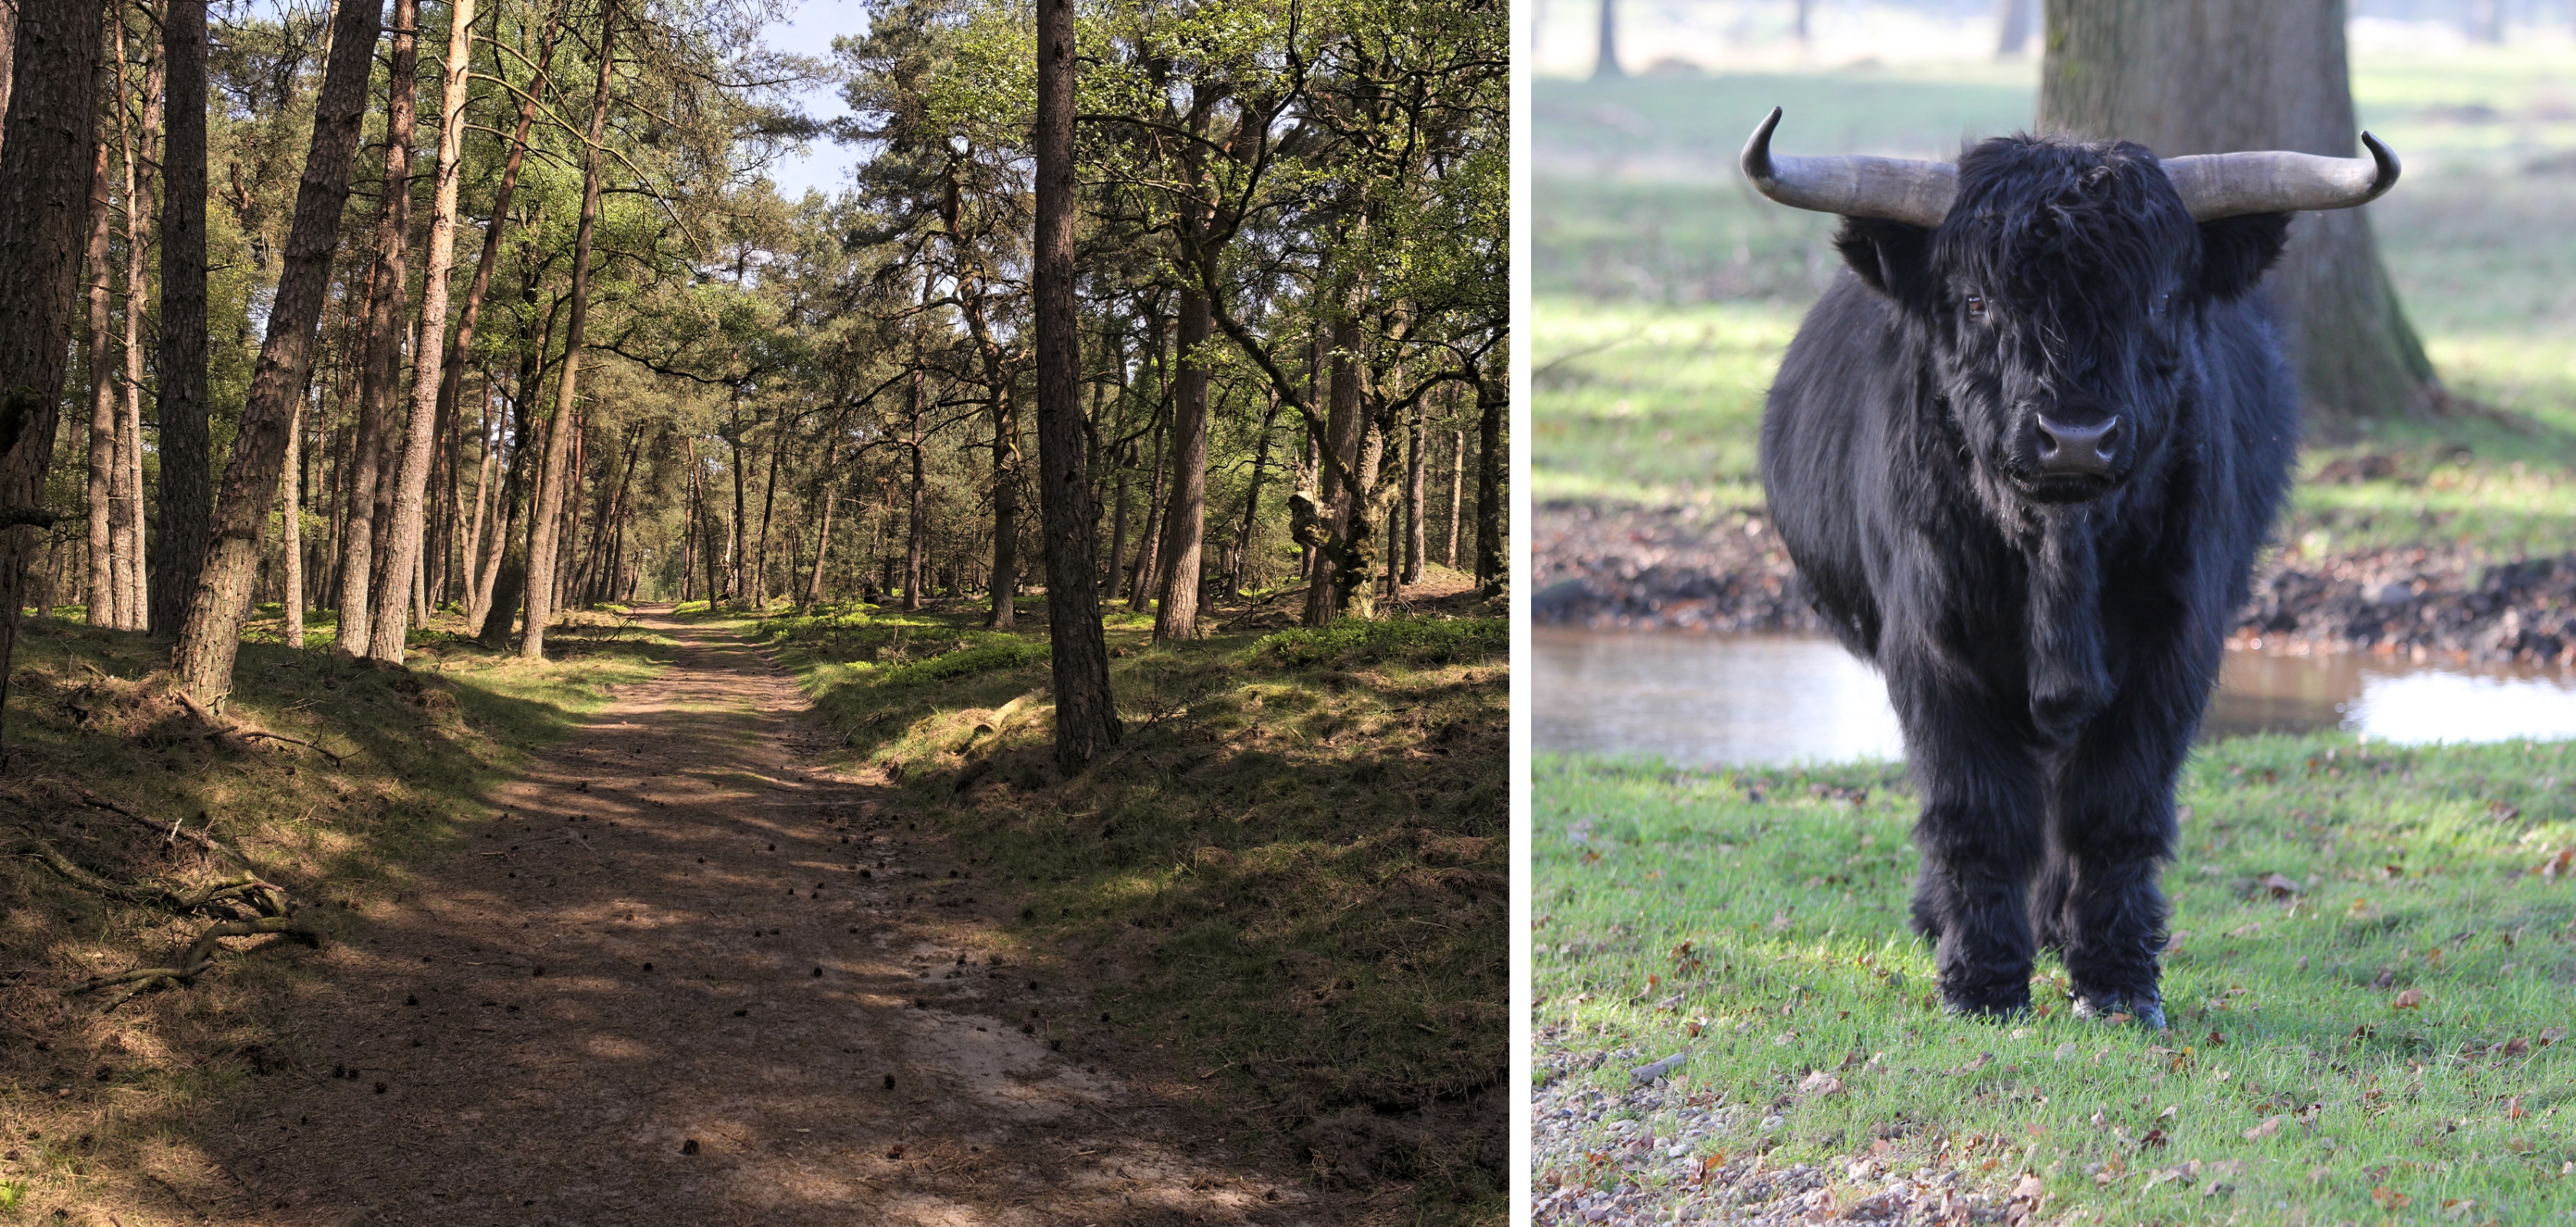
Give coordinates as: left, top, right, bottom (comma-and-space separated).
196, 609, 1322, 1226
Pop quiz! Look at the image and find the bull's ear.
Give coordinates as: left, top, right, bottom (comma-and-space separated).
2195, 212, 2291, 302
1832, 217, 1936, 308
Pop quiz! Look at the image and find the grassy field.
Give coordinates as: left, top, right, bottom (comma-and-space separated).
0, 608, 669, 1221
1533, 735, 2576, 1224
1533, 48, 2576, 518
721, 587, 1511, 1223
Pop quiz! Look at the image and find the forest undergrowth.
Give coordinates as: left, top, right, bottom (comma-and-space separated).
734, 585, 1512, 1222
0, 609, 665, 1220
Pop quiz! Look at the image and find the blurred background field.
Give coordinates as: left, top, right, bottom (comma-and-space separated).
1532, 10, 2576, 514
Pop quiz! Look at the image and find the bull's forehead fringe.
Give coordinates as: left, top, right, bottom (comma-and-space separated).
1937, 134, 2193, 310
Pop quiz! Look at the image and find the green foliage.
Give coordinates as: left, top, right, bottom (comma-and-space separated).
1255, 615, 1508, 669
1535, 737, 2576, 1222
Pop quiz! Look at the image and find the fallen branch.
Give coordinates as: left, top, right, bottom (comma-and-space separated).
77, 789, 243, 863
11, 838, 287, 918
231, 729, 349, 766
172, 689, 352, 766
71, 916, 325, 1009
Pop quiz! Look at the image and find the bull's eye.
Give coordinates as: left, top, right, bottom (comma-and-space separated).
1963, 294, 1988, 323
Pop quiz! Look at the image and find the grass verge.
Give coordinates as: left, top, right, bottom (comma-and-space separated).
736, 596, 1510, 1225
0, 610, 670, 1222
1533, 737, 2576, 1224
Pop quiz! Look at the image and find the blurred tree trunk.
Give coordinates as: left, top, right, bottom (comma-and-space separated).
1995, 0, 2035, 56
1592, 0, 1621, 80
170, 0, 379, 699
2040, 0, 2440, 438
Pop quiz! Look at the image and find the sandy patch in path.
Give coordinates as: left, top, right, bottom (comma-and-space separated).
173, 608, 1326, 1226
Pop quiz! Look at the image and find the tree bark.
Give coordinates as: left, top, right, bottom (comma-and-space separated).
334, 0, 421, 655
170, 0, 380, 698
1152, 288, 1209, 640
518, 5, 616, 660
1230, 390, 1280, 595
1444, 423, 1464, 567
366, 0, 479, 661
1302, 317, 1363, 626
1474, 363, 1503, 594
1401, 395, 1426, 584
1592, 0, 1621, 80
282, 392, 304, 646
1033, 0, 1119, 768
1127, 396, 1166, 613
0, 0, 105, 747
2038, 0, 2436, 436
904, 367, 928, 610
80, 66, 115, 629
113, 16, 163, 632
150, 0, 207, 637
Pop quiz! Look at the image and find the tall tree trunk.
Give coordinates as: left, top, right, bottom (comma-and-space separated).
802, 449, 838, 608
80, 67, 115, 629
904, 370, 928, 610
518, 6, 615, 660
462, 383, 493, 603
335, 0, 421, 655
1401, 396, 1426, 584
150, 0, 207, 637
753, 418, 787, 606
1473, 363, 1503, 594
170, 0, 380, 699
0, 0, 105, 748
1034, 0, 1119, 765
1303, 317, 1363, 626
1127, 398, 1167, 613
984, 372, 1020, 628
1444, 422, 1464, 567
369, 0, 480, 661
113, 18, 163, 632
1152, 289, 1210, 640
2038, 0, 2436, 436
1230, 390, 1280, 595
282, 393, 304, 646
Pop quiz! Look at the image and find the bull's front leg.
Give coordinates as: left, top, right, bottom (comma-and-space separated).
2036, 646, 2203, 1030
2025, 511, 2111, 745
1888, 648, 2048, 1018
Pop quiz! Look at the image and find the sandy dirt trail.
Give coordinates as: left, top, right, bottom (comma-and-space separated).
197, 609, 1323, 1226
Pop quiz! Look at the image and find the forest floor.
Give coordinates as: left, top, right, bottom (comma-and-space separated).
0, 602, 1488, 1226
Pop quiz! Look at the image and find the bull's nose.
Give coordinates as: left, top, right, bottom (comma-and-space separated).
2034, 414, 2119, 479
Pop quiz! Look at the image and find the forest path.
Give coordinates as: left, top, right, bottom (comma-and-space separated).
212, 607, 1321, 1227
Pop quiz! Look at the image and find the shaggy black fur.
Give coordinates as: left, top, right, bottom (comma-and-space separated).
1759, 136, 2299, 1024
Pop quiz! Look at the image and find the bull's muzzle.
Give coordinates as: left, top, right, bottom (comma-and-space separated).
2033, 413, 2119, 480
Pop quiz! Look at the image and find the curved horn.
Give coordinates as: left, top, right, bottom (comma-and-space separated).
2161, 132, 2400, 221
1740, 106, 1957, 228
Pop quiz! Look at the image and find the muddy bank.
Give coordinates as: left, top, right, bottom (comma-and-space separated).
1536, 501, 2576, 668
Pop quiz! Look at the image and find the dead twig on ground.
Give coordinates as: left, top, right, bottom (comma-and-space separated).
9, 838, 286, 918
70, 916, 326, 1009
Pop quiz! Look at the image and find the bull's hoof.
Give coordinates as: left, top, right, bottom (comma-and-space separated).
2071, 992, 2165, 1029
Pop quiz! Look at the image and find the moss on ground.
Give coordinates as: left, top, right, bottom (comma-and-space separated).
740, 595, 1511, 1225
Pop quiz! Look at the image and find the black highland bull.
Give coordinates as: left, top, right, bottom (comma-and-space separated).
1746, 110, 2400, 1025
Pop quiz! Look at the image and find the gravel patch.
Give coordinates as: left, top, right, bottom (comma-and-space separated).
1530, 1026, 2048, 1225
